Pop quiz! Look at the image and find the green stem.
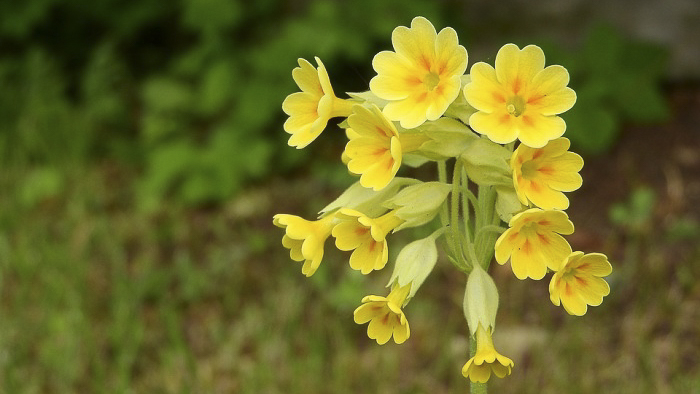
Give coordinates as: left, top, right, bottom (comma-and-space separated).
438, 161, 461, 270
451, 160, 470, 270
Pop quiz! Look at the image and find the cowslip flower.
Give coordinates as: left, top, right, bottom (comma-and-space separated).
550, 252, 612, 316
495, 208, 574, 280
369, 16, 468, 129
282, 57, 354, 148
344, 104, 429, 190
511, 137, 584, 210
464, 43, 576, 148
462, 324, 514, 383
331, 208, 404, 274
353, 283, 411, 344
272, 213, 336, 276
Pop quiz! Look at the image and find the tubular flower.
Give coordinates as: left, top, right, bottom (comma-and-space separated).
272, 213, 336, 277
550, 252, 612, 316
512, 137, 584, 210
464, 43, 576, 148
344, 104, 429, 190
353, 283, 411, 344
282, 57, 354, 148
495, 208, 574, 280
462, 324, 514, 383
332, 208, 404, 274
369, 16, 468, 129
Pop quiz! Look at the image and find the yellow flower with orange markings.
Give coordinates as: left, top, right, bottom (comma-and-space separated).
462, 324, 514, 383
549, 252, 612, 316
511, 137, 584, 210
353, 283, 411, 344
344, 104, 429, 190
272, 213, 336, 277
282, 57, 354, 148
332, 208, 404, 274
369, 16, 468, 129
464, 43, 576, 148
495, 208, 574, 280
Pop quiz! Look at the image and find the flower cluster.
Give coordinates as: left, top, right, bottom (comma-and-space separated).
274, 16, 612, 386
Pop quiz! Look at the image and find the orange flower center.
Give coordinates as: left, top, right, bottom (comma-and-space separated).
423, 72, 440, 91
506, 95, 526, 117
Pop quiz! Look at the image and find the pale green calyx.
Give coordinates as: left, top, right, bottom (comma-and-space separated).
383, 181, 451, 231
494, 185, 523, 223
412, 117, 478, 160
463, 263, 499, 336
388, 228, 444, 299
460, 137, 512, 186
318, 177, 419, 218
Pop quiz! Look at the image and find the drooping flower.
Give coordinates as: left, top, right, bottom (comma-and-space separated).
464, 44, 576, 148
549, 252, 612, 316
369, 16, 468, 129
272, 213, 336, 276
353, 283, 411, 344
512, 137, 584, 210
462, 324, 514, 383
331, 208, 404, 274
344, 104, 429, 190
282, 57, 354, 148
495, 208, 574, 280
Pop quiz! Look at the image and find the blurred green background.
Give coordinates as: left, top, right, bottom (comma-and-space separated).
1, 0, 699, 392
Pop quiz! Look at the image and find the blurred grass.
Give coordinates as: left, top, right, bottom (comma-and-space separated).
1, 0, 699, 392
1, 157, 699, 392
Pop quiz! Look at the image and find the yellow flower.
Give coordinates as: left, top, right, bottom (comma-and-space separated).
282, 57, 354, 148
462, 324, 514, 383
272, 213, 336, 277
464, 44, 576, 148
331, 208, 404, 274
353, 283, 411, 344
512, 137, 584, 210
495, 208, 574, 280
549, 252, 612, 316
369, 16, 468, 129
344, 104, 428, 190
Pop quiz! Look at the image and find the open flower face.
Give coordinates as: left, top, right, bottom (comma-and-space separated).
512, 137, 584, 210
353, 283, 411, 344
495, 208, 574, 280
273, 214, 336, 276
464, 44, 576, 148
370, 16, 468, 129
550, 252, 612, 316
344, 104, 402, 191
332, 208, 403, 274
282, 57, 354, 148
462, 324, 514, 383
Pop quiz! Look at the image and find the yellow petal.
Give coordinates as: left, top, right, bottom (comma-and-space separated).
516, 113, 566, 148
469, 111, 518, 144
354, 301, 384, 324
292, 58, 323, 95
524, 180, 570, 210
495, 44, 544, 93
383, 94, 431, 129
368, 316, 393, 344
391, 17, 437, 71
527, 65, 575, 115
370, 51, 420, 100
332, 222, 369, 250
574, 253, 613, 276
434, 26, 468, 77
464, 62, 507, 112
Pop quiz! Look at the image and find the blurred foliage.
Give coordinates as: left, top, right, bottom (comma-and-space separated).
544, 24, 669, 154
0, 0, 443, 207
609, 185, 656, 234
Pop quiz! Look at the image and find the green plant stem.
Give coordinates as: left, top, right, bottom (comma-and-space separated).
438, 161, 461, 269
451, 160, 470, 270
